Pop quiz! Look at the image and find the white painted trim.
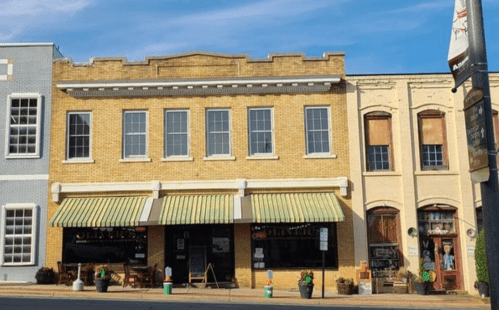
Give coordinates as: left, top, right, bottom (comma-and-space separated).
119, 158, 152, 163
57, 77, 341, 90
0, 203, 38, 266
161, 157, 194, 162
50, 177, 350, 202
304, 106, 333, 156
0, 43, 55, 47
303, 154, 337, 159
62, 159, 95, 164
203, 156, 236, 161
206, 109, 232, 157
5, 93, 43, 158
248, 107, 275, 156
164, 109, 190, 158
246, 155, 279, 160
122, 110, 148, 159
66, 112, 92, 161
0, 175, 49, 181
138, 197, 154, 223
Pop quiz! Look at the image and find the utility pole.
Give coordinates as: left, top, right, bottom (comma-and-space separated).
467, 0, 499, 308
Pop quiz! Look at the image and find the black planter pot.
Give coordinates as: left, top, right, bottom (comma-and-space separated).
413, 282, 428, 295
299, 284, 314, 299
477, 282, 490, 297
95, 278, 111, 292
35, 270, 55, 284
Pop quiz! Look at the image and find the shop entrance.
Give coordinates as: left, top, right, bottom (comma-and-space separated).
418, 207, 462, 290
164, 225, 234, 285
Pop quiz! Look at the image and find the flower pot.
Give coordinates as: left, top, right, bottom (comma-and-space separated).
264, 285, 273, 298
299, 283, 314, 299
477, 282, 490, 298
95, 278, 111, 292
35, 269, 56, 284
337, 283, 354, 295
413, 282, 428, 295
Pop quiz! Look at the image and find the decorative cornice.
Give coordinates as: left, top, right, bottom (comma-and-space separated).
56, 76, 341, 98
50, 177, 349, 202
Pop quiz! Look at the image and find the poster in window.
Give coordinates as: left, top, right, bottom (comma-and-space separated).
177, 238, 185, 250
212, 237, 229, 253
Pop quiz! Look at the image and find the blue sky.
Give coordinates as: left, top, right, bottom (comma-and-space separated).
1, 0, 499, 74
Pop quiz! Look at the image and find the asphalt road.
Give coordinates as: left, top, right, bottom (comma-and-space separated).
0, 297, 483, 310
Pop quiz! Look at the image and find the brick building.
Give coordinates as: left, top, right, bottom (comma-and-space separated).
0, 43, 62, 281
346, 73, 499, 294
46, 52, 354, 289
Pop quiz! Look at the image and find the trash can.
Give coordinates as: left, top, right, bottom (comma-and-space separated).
264, 285, 273, 298
164, 282, 172, 295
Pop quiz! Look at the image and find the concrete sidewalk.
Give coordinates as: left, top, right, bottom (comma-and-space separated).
0, 283, 491, 309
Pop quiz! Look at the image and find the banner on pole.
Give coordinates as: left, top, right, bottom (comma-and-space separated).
448, 0, 471, 91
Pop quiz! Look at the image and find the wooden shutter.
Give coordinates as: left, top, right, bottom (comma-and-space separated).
367, 118, 391, 146
421, 116, 444, 145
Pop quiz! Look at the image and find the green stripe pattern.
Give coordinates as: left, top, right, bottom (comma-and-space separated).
158, 195, 234, 225
251, 193, 344, 223
49, 197, 147, 227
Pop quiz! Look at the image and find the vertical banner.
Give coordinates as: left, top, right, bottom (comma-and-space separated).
448, 0, 471, 90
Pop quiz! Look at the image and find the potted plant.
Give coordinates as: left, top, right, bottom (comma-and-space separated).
298, 271, 314, 299
264, 278, 273, 298
94, 265, 113, 292
35, 267, 56, 284
413, 259, 429, 295
397, 267, 412, 284
336, 277, 354, 295
474, 230, 489, 297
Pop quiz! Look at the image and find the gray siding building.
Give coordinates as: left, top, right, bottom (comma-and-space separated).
0, 43, 62, 281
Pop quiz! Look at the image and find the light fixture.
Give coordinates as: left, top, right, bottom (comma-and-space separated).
467, 228, 477, 238
408, 227, 418, 237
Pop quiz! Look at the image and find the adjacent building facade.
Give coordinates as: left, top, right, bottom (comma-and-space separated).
0, 43, 62, 281
346, 73, 499, 293
46, 52, 355, 289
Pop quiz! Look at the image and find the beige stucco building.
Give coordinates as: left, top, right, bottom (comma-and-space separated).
346, 72, 499, 293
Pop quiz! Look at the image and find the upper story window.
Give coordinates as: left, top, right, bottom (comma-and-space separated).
248, 108, 273, 156
305, 107, 331, 155
1, 204, 37, 266
123, 111, 147, 159
418, 110, 448, 170
164, 110, 189, 157
206, 109, 231, 157
365, 112, 392, 171
5, 94, 42, 158
67, 112, 91, 160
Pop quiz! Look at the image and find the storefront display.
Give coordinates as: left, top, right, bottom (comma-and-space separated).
63, 227, 147, 265
251, 223, 338, 269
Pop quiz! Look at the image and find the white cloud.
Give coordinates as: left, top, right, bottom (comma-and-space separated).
0, 0, 92, 40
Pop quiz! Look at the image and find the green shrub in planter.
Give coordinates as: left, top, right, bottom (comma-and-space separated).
475, 229, 489, 297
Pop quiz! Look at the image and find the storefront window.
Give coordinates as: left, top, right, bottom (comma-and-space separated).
418, 210, 455, 235
251, 223, 338, 269
63, 227, 147, 265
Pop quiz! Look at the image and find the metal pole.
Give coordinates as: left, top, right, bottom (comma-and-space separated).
467, 1, 499, 308
322, 251, 325, 298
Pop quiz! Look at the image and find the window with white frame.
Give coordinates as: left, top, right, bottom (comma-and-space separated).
1, 204, 37, 266
165, 110, 189, 157
305, 107, 331, 154
206, 109, 231, 156
248, 108, 273, 155
5, 94, 42, 158
123, 111, 147, 158
67, 112, 91, 160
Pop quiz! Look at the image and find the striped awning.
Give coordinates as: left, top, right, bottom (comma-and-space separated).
49, 197, 149, 227
251, 193, 344, 223
158, 195, 234, 225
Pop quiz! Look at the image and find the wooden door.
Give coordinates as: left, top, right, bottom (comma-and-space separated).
432, 237, 462, 290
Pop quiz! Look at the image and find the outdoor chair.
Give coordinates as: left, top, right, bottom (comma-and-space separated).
123, 263, 139, 288
56, 261, 74, 286
80, 262, 94, 286
141, 264, 157, 288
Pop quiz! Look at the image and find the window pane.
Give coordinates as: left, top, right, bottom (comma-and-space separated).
207, 110, 230, 156
165, 111, 189, 157
8, 97, 38, 155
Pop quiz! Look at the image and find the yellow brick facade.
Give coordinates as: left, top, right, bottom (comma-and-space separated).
47, 52, 354, 290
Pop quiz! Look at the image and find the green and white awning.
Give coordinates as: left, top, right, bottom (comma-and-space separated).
158, 195, 234, 225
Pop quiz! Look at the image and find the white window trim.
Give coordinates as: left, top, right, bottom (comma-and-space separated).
122, 110, 149, 159
66, 111, 93, 161
247, 107, 275, 157
164, 109, 190, 159
0, 203, 38, 266
4, 93, 43, 159
304, 106, 333, 156
206, 108, 232, 157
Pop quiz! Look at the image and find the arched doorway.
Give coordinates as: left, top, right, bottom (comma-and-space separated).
417, 205, 463, 290
367, 207, 402, 279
